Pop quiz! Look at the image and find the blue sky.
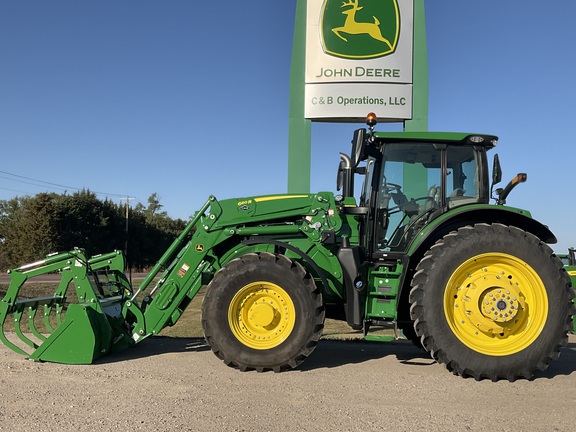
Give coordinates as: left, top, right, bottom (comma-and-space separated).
0, 1, 574, 253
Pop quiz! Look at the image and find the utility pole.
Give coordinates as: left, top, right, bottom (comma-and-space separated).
121, 197, 135, 281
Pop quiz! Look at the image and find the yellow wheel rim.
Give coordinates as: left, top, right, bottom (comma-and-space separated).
444, 253, 548, 356
228, 281, 296, 350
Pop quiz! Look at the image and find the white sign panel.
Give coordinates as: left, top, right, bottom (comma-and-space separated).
305, 83, 412, 120
305, 0, 414, 121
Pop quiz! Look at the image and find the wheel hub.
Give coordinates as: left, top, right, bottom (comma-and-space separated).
457, 272, 526, 335
249, 301, 276, 328
478, 283, 521, 323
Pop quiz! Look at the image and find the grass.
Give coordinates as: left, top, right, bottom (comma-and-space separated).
0, 281, 387, 340
157, 287, 367, 340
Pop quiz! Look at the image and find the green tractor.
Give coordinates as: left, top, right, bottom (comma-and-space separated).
561, 247, 576, 287
1, 114, 573, 381
559, 247, 575, 267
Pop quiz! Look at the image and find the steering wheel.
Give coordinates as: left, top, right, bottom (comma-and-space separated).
382, 182, 403, 194
382, 183, 408, 210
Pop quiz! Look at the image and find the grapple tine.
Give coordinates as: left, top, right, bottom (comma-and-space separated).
27, 305, 47, 342
53, 277, 71, 327
55, 303, 64, 326
13, 307, 38, 350
43, 303, 56, 332
42, 299, 65, 332
0, 302, 31, 357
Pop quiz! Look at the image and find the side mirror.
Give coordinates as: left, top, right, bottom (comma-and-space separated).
350, 129, 366, 168
490, 154, 502, 202
492, 154, 502, 186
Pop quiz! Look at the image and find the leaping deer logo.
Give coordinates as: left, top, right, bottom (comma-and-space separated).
332, 0, 393, 50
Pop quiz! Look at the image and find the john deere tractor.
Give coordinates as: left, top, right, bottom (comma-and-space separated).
562, 248, 576, 288
1, 114, 573, 381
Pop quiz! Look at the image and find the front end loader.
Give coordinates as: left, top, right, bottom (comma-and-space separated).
0, 194, 337, 367
1, 114, 573, 381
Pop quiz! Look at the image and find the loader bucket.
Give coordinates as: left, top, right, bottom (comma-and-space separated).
0, 249, 134, 364
0, 302, 114, 364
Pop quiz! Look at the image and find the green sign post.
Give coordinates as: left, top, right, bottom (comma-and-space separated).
405, 0, 428, 132
288, 0, 311, 194
288, 0, 428, 193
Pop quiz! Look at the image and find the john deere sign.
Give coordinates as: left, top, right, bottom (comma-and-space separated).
305, 0, 414, 120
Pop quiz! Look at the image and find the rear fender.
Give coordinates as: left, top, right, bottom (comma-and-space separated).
408, 205, 557, 259
397, 205, 558, 311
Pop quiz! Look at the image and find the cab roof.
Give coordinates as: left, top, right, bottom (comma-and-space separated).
372, 131, 498, 149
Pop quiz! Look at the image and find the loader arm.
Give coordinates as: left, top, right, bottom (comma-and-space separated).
120, 195, 222, 340
130, 193, 347, 340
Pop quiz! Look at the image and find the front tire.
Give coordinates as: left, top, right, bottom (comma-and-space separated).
202, 253, 325, 372
409, 223, 574, 381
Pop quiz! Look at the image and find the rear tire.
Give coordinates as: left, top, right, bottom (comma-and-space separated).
202, 253, 325, 372
398, 322, 423, 350
409, 223, 574, 381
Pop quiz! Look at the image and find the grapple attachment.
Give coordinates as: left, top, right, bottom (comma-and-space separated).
0, 249, 134, 364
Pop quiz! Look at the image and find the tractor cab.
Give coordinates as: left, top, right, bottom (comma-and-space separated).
363, 131, 497, 253
339, 114, 498, 254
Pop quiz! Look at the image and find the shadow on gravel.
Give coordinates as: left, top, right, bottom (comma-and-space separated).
95, 336, 211, 364
299, 339, 435, 371
532, 341, 576, 380
95, 336, 576, 380
96, 336, 433, 371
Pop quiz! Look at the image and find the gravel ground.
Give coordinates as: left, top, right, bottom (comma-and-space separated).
1, 335, 575, 432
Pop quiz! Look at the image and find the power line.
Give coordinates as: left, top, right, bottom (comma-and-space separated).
0, 169, 129, 199
0, 174, 69, 192
0, 186, 34, 195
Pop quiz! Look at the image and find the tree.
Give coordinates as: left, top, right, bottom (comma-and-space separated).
144, 193, 166, 218
56, 190, 124, 256
0, 191, 186, 272
0, 194, 60, 268
126, 194, 186, 270
0, 197, 25, 269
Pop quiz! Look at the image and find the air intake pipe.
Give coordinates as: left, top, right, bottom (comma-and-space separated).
338, 152, 354, 198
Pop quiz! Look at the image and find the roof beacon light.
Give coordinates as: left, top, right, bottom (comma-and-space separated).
366, 112, 378, 129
